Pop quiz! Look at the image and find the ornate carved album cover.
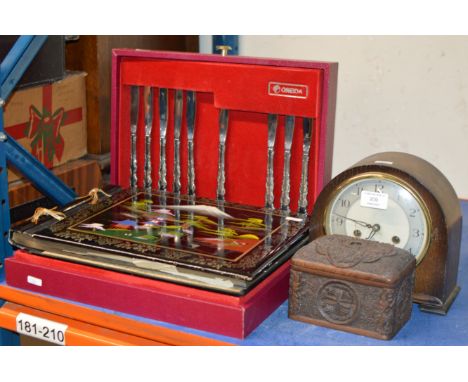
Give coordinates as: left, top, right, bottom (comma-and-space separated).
10, 188, 309, 295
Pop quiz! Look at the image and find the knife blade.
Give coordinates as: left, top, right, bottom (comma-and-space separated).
298, 118, 313, 215
173, 89, 183, 194
217, 109, 229, 201
143, 87, 154, 190
280, 116, 295, 212
130, 86, 139, 189
186, 91, 196, 196
158, 88, 168, 191
265, 114, 278, 210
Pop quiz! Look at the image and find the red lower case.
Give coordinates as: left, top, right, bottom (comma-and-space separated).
6, 250, 290, 339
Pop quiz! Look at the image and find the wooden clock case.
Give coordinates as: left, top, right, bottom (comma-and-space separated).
310, 152, 462, 314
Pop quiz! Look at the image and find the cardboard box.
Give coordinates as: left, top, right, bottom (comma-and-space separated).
4, 71, 88, 182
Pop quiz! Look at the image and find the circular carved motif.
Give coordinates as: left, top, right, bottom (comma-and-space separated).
317, 281, 359, 324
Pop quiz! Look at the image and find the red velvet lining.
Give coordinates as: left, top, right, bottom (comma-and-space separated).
114, 55, 326, 213
120, 59, 321, 117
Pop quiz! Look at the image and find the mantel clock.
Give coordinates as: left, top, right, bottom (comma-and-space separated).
310, 152, 462, 314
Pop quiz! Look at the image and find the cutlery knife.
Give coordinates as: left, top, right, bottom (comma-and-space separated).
280, 116, 295, 212
265, 114, 278, 210
298, 118, 313, 215
158, 88, 168, 191
129, 86, 139, 188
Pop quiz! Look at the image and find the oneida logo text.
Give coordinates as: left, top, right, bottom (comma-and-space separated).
268, 82, 308, 99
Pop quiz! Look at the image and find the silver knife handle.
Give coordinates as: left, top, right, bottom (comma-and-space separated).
281, 150, 292, 212
129, 86, 140, 188
265, 148, 275, 209
143, 86, 153, 190
217, 143, 226, 200
130, 125, 137, 188
188, 140, 196, 196
298, 144, 311, 214
186, 90, 196, 197
144, 136, 152, 189
159, 137, 167, 191
173, 89, 183, 194
173, 138, 181, 193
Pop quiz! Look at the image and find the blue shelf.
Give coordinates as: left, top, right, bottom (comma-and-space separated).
0, 36, 76, 284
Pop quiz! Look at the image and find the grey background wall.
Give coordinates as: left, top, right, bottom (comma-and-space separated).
200, 36, 468, 198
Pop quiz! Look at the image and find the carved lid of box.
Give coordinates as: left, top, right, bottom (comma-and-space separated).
291, 235, 415, 288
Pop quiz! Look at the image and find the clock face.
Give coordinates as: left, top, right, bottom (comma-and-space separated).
324, 173, 431, 264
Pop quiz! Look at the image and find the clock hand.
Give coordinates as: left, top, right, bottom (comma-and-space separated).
366, 224, 381, 240
333, 213, 373, 229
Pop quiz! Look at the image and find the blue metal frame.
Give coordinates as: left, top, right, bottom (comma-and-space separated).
0, 36, 78, 345
0, 97, 13, 271
5, 135, 76, 204
0, 36, 44, 98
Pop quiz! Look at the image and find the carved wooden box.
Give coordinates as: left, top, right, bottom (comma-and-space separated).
289, 235, 416, 340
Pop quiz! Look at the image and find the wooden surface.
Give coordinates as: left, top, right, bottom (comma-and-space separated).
66, 36, 199, 155
8, 158, 102, 208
